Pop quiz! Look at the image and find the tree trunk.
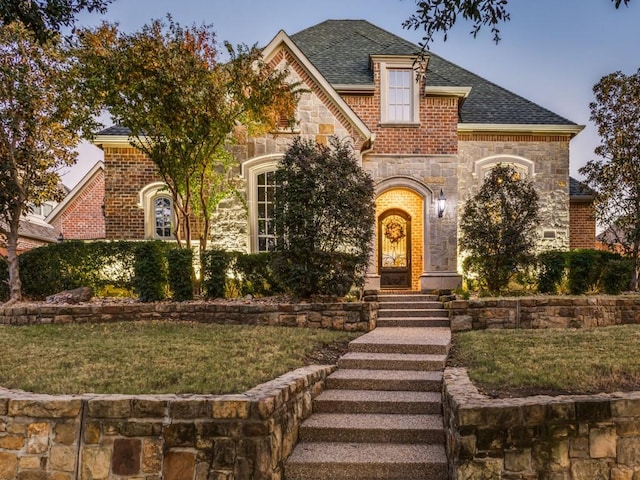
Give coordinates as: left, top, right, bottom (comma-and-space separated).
5, 229, 22, 302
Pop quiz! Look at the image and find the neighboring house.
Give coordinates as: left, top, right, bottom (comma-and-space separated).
47, 161, 106, 241
0, 198, 62, 256
93, 19, 586, 292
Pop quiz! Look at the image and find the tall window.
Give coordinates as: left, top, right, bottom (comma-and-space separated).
387, 69, 412, 122
256, 171, 276, 252
154, 195, 173, 239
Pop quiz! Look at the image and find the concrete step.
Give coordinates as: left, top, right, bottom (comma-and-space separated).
377, 301, 444, 310
338, 352, 447, 371
313, 389, 442, 414
349, 327, 451, 356
378, 294, 439, 303
285, 442, 448, 480
378, 308, 448, 318
376, 317, 450, 328
326, 369, 443, 392
299, 413, 445, 444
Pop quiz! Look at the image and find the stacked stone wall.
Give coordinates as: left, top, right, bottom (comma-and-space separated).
443, 367, 640, 480
0, 301, 377, 332
447, 296, 640, 331
0, 365, 333, 479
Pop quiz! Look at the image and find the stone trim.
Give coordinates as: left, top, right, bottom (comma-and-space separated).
443, 367, 640, 480
0, 365, 334, 479
0, 301, 378, 332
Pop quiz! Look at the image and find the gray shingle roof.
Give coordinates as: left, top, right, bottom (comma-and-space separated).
570, 176, 595, 198
291, 20, 576, 126
97, 125, 131, 136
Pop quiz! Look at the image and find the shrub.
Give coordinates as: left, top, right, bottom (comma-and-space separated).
459, 164, 540, 294
537, 250, 567, 294
273, 137, 375, 298
201, 249, 231, 299
133, 241, 168, 302
167, 248, 194, 301
600, 258, 633, 294
566, 249, 605, 295
231, 252, 283, 297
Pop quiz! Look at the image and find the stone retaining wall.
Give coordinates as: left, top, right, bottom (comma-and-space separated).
0, 365, 333, 480
443, 367, 640, 480
0, 301, 377, 332
447, 296, 640, 331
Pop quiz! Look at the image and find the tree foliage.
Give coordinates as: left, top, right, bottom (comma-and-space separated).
0, 21, 98, 302
459, 164, 540, 293
404, 0, 631, 46
579, 69, 640, 290
76, 17, 301, 250
0, 0, 113, 43
273, 137, 375, 298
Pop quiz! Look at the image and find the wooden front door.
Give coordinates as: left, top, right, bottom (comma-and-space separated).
379, 209, 411, 289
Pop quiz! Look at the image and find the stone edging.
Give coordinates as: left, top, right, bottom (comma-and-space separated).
0, 300, 378, 332
443, 367, 640, 480
447, 295, 640, 331
0, 365, 334, 479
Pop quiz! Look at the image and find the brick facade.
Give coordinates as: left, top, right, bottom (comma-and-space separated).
101, 147, 160, 240
50, 168, 106, 240
570, 200, 596, 248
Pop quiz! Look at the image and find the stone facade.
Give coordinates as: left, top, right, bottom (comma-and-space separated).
0, 365, 333, 480
0, 300, 377, 332
444, 367, 640, 480
447, 296, 640, 332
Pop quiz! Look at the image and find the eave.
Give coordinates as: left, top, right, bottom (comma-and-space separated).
458, 123, 585, 137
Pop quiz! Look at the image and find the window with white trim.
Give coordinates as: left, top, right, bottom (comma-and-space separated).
387, 69, 412, 122
139, 182, 175, 240
256, 170, 276, 252
377, 57, 421, 125
153, 195, 173, 239
474, 156, 535, 180
242, 155, 282, 253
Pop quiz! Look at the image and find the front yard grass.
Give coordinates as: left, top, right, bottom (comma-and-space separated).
0, 321, 359, 395
449, 324, 640, 397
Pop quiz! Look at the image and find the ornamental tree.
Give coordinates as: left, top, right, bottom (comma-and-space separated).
579, 69, 640, 290
273, 137, 375, 298
76, 17, 300, 251
0, 22, 98, 303
404, 0, 631, 46
459, 163, 540, 293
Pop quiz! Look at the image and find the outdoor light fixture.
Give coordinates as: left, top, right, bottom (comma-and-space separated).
437, 189, 446, 218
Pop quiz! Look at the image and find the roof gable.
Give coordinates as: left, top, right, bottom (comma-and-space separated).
291, 19, 578, 127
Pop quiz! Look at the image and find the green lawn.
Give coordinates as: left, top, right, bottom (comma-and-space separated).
449, 325, 640, 397
0, 321, 358, 395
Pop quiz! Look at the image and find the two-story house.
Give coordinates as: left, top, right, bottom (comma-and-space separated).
93, 19, 586, 292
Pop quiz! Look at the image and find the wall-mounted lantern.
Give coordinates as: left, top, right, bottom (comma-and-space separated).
437, 189, 446, 218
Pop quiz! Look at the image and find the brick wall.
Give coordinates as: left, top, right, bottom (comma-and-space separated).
343, 62, 459, 156
570, 200, 596, 248
50, 170, 106, 240
102, 147, 160, 240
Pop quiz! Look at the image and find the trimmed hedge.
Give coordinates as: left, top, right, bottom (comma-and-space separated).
536, 249, 632, 295
167, 248, 194, 301
201, 249, 231, 299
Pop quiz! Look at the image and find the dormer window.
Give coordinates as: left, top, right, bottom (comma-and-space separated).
376, 56, 421, 126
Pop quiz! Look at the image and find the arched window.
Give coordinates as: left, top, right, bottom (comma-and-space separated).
139, 182, 175, 240
241, 154, 282, 252
153, 195, 173, 239
474, 155, 535, 180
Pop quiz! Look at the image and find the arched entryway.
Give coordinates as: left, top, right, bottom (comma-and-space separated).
375, 187, 425, 291
378, 209, 411, 288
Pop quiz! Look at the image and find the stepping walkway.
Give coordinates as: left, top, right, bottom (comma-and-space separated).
285, 293, 451, 480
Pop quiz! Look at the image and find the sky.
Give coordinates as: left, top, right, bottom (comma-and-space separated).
65, 0, 640, 188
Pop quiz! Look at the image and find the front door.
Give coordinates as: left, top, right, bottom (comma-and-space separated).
379, 209, 411, 289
